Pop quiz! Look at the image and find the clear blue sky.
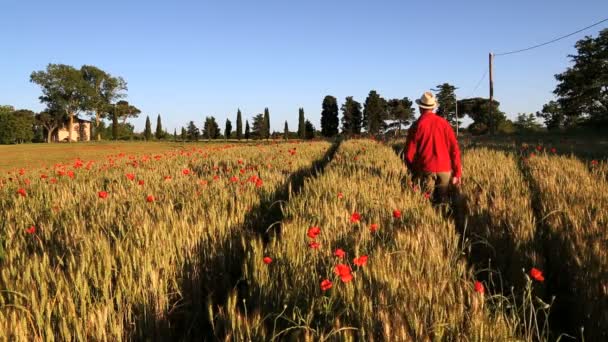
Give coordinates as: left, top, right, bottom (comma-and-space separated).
1, 0, 607, 132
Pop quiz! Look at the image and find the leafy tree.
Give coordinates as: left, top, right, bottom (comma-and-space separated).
386, 97, 415, 136
363, 90, 387, 134
155, 114, 163, 139
174, 128, 177, 141
284, 121, 289, 140
30, 64, 89, 143
0, 106, 15, 144
251, 113, 265, 139
514, 113, 543, 132
12, 110, 35, 143
187, 121, 200, 141
225, 119, 232, 140
304, 120, 315, 140
320, 95, 339, 137
298, 107, 306, 139
433, 83, 462, 128
263, 108, 270, 140
457, 97, 506, 134
111, 101, 141, 140
554, 28, 608, 126
536, 100, 565, 130
245, 120, 251, 140
181, 127, 187, 141
81, 65, 126, 141
341, 96, 362, 136
144, 116, 152, 140
98, 121, 135, 140
36, 106, 66, 143
203, 116, 220, 140
236, 109, 243, 140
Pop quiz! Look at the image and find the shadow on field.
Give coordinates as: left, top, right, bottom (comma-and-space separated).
137, 139, 341, 341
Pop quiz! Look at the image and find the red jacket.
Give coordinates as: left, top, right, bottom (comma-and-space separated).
404, 111, 462, 178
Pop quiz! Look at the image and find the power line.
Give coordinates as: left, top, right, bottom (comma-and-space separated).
465, 69, 488, 98
495, 17, 608, 56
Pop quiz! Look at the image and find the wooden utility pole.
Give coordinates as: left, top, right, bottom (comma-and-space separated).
489, 52, 494, 133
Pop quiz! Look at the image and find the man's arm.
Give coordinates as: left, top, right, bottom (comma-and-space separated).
404, 124, 417, 170
446, 123, 462, 179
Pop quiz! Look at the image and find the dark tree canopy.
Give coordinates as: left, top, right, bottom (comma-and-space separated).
298, 108, 306, 139
245, 120, 251, 140
112, 101, 141, 140
304, 120, 315, 140
458, 97, 506, 134
225, 118, 232, 139
0, 106, 35, 144
36, 106, 66, 143
514, 113, 542, 132
155, 114, 163, 139
144, 116, 152, 140
283, 121, 289, 140
236, 109, 243, 140
187, 121, 200, 141
203, 116, 221, 139
554, 28, 608, 126
251, 113, 265, 139
341, 96, 362, 136
320, 95, 339, 137
386, 97, 415, 136
181, 126, 187, 141
263, 108, 270, 140
536, 100, 565, 130
433, 83, 462, 128
363, 90, 387, 134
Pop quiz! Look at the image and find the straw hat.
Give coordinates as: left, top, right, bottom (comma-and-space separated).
415, 91, 437, 109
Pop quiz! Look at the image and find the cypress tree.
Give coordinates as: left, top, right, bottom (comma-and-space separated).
236, 109, 243, 140
181, 127, 186, 141
284, 121, 289, 140
341, 96, 363, 136
225, 119, 232, 140
263, 107, 270, 140
320, 95, 339, 137
363, 90, 387, 134
173, 128, 177, 141
155, 114, 163, 139
144, 116, 152, 141
298, 108, 305, 139
245, 120, 250, 140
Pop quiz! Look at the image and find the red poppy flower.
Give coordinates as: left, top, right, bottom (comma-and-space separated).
334, 248, 346, 258
16, 188, 27, 197
40, 174, 48, 179
307, 226, 321, 239
536, 146, 542, 152
529, 268, 544, 282
424, 192, 431, 199
550, 148, 557, 154
98, 191, 108, 199
474, 281, 484, 294
334, 264, 353, 283
25, 225, 36, 234
126, 173, 136, 181
309, 241, 320, 249
350, 212, 361, 223
263, 256, 272, 264
591, 160, 599, 166
369, 223, 379, 233
320, 279, 333, 291
393, 209, 401, 219
230, 176, 239, 183
138, 180, 145, 185
530, 153, 536, 158
50, 178, 58, 184
146, 195, 155, 203
238, 159, 244, 164
337, 192, 344, 199
213, 175, 220, 180
67, 171, 74, 178
182, 169, 191, 175
353, 255, 368, 267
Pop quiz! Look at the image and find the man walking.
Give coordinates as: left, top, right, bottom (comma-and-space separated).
404, 91, 462, 203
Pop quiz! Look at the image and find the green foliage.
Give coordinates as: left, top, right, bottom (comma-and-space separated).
112, 101, 141, 140
155, 114, 163, 139
144, 116, 152, 141
251, 113, 265, 139
203, 116, 220, 140
245, 120, 250, 140
236, 109, 243, 140
263, 108, 270, 140
298, 108, 305, 139
363, 90, 387, 134
386, 97, 415, 135
174, 128, 177, 141
341, 96, 362, 136
536, 101, 565, 130
0, 107, 35, 144
514, 113, 543, 132
433, 83, 462, 128
304, 119, 315, 139
81, 65, 127, 141
554, 28, 608, 126
497, 119, 517, 134
458, 97, 506, 134
97, 121, 136, 140
283, 121, 289, 140
181, 127, 187, 141
225, 119, 232, 139
187, 121, 200, 141
320, 95, 339, 137
36, 107, 66, 143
